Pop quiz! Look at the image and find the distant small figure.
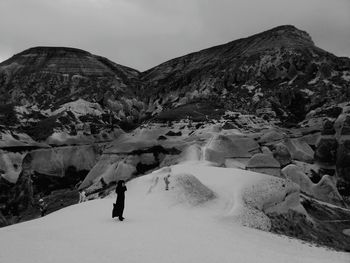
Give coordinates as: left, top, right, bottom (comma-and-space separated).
113, 180, 127, 221
79, 190, 87, 203
38, 199, 48, 217
100, 177, 107, 188
164, 175, 170, 191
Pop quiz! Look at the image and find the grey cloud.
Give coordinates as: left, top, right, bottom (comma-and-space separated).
0, 0, 349, 70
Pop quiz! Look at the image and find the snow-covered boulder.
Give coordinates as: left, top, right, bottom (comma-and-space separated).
179, 144, 202, 162
259, 129, 286, 144
145, 172, 216, 206
206, 134, 251, 158
22, 145, 101, 177
239, 175, 303, 230
246, 153, 281, 177
284, 138, 314, 163
282, 164, 344, 206
0, 150, 25, 183
79, 154, 124, 189
203, 148, 225, 166
272, 143, 292, 166
160, 164, 304, 231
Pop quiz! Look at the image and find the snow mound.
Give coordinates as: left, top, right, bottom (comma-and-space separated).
145, 172, 216, 207
129, 164, 304, 231
179, 144, 202, 162
0, 163, 348, 263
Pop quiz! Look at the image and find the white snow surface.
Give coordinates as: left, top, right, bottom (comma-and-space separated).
0, 163, 348, 263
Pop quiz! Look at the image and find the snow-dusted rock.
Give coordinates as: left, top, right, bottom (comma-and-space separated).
22, 145, 101, 177
246, 153, 281, 177
282, 164, 344, 206
205, 148, 226, 165
206, 134, 251, 158
0, 131, 47, 148
283, 138, 314, 163
272, 143, 292, 166
0, 150, 25, 183
259, 129, 286, 144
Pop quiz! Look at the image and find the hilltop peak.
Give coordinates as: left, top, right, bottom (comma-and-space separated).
17, 46, 92, 56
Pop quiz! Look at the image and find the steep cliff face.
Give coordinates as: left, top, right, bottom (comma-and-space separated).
141, 25, 350, 123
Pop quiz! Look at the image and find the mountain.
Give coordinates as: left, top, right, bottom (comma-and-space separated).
141, 25, 350, 124
0, 46, 141, 108
0, 47, 148, 144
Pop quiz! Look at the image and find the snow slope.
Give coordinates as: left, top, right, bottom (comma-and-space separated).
0, 163, 349, 263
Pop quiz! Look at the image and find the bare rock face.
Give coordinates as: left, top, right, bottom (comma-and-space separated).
315, 138, 338, 165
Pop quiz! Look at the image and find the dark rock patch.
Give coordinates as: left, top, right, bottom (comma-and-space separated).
269, 196, 350, 252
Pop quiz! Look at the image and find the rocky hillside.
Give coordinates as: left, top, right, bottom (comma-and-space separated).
141, 25, 350, 124
0, 47, 147, 138
0, 46, 141, 107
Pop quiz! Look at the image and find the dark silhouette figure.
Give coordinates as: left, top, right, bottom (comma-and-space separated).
38, 199, 47, 217
113, 180, 127, 221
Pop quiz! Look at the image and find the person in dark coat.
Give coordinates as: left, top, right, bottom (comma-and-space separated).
114, 180, 127, 221
38, 199, 47, 217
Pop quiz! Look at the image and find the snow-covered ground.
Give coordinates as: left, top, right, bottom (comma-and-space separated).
0, 163, 349, 263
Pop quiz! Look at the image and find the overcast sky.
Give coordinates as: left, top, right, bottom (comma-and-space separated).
0, 0, 349, 71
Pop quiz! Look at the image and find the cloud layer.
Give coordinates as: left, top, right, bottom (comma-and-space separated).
0, 0, 349, 71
